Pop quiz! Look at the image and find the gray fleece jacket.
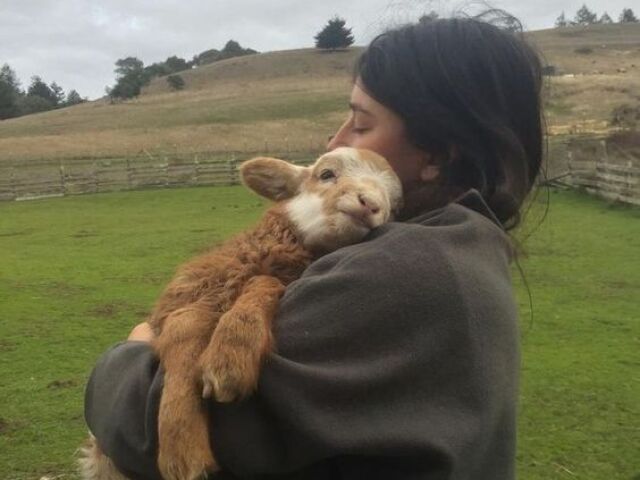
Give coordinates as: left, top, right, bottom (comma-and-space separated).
84, 189, 519, 480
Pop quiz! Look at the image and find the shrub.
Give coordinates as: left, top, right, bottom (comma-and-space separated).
167, 75, 185, 91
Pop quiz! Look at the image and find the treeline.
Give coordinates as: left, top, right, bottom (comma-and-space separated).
108, 40, 257, 101
0, 64, 85, 120
556, 5, 638, 27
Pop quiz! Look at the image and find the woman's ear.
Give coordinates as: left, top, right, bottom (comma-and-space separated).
420, 164, 440, 182
240, 157, 310, 201
418, 151, 441, 182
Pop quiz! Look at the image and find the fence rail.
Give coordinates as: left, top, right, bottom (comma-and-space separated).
0, 150, 320, 202
2, 138, 639, 206
565, 138, 640, 206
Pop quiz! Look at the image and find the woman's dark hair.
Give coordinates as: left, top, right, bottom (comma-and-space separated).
356, 13, 544, 229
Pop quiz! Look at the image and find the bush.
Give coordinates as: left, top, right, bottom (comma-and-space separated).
167, 75, 185, 91
574, 47, 593, 55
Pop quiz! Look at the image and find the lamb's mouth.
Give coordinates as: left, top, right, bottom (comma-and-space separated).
338, 209, 377, 230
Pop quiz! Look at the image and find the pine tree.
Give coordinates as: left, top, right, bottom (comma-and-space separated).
619, 8, 638, 23
314, 17, 355, 51
0, 64, 21, 119
50, 82, 65, 106
574, 4, 598, 25
597, 12, 613, 24
65, 90, 85, 106
555, 12, 568, 27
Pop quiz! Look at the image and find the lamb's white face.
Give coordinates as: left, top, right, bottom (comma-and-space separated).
285, 147, 402, 252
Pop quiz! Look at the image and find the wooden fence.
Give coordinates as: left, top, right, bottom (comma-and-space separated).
0, 150, 320, 202
2, 137, 639, 206
563, 137, 640, 206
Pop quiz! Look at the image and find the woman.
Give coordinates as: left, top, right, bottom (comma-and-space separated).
85, 13, 543, 480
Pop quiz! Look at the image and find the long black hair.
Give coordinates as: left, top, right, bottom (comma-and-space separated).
356, 13, 544, 229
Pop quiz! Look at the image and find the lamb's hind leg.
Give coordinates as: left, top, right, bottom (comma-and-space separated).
200, 275, 285, 402
153, 305, 219, 480
78, 434, 130, 480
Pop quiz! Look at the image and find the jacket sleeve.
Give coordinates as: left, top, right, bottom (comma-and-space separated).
84, 341, 164, 480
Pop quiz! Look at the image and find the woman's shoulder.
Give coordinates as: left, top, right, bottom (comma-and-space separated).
308, 191, 512, 279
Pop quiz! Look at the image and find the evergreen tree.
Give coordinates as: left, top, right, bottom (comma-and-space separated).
574, 4, 598, 25
555, 12, 568, 27
0, 64, 21, 119
314, 17, 355, 51
598, 12, 613, 24
65, 89, 85, 106
619, 8, 638, 23
27, 76, 57, 106
50, 82, 65, 106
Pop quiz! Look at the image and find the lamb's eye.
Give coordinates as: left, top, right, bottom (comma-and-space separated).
319, 169, 336, 181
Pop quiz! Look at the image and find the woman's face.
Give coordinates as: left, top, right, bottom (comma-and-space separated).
327, 82, 438, 188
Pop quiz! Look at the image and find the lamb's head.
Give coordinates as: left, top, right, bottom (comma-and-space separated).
240, 147, 403, 252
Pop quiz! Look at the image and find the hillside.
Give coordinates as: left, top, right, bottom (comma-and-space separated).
0, 23, 639, 164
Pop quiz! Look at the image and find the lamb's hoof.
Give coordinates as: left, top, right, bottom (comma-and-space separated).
201, 363, 246, 403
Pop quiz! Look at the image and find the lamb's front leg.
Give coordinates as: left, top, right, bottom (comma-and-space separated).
153, 305, 219, 480
200, 275, 285, 402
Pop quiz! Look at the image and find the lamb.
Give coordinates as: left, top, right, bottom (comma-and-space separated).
80, 146, 403, 480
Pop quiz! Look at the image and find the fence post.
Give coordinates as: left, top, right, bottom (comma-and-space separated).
92, 160, 98, 193
126, 158, 132, 189
58, 160, 66, 196
10, 168, 17, 200
193, 154, 199, 185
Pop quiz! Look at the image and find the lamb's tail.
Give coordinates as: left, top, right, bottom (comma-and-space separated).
77, 434, 129, 480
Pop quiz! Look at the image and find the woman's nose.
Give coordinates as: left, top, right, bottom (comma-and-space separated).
327, 128, 346, 151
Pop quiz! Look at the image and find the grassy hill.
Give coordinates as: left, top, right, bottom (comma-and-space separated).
0, 23, 639, 164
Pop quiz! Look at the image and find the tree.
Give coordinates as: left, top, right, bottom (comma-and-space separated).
110, 56, 150, 100
50, 82, 65, 106
0, 64, 21, 119
555, 12, 568, 27
192, 48, 221, 66
65, 89, 85, 106
619, 8, 638, 23
167, 74, 185, 91
27, 76, 57, 106
17, 94, 53, 115
115, 57, 144, 77
314, 17, 355, 51
574, 4, 598, 25
164, 56, 190, 73
598, 12, 613, 24
419, 11, 439, 23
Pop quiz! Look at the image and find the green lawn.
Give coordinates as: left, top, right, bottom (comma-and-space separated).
0, 187, 638, 479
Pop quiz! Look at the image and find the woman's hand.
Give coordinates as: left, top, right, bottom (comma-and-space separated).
127, 322, 156, 342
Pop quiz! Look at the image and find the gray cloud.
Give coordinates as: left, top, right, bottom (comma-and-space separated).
0, 0, 633, 99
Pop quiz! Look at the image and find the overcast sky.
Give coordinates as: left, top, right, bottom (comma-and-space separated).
0, 0, 634, 100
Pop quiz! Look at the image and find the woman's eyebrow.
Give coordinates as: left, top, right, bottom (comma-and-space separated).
349, 102, 374, 117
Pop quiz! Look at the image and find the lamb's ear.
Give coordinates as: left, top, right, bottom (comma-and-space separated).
240, 157, 310, 201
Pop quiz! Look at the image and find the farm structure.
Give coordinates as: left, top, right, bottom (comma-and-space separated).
1, 134, 639, 206
549, 134, 640, 206
0, 149, 321, 202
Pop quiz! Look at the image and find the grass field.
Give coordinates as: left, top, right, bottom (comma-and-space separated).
0, 186, 638, 479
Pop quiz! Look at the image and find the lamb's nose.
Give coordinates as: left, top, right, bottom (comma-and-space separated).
358, 194, 380, 214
